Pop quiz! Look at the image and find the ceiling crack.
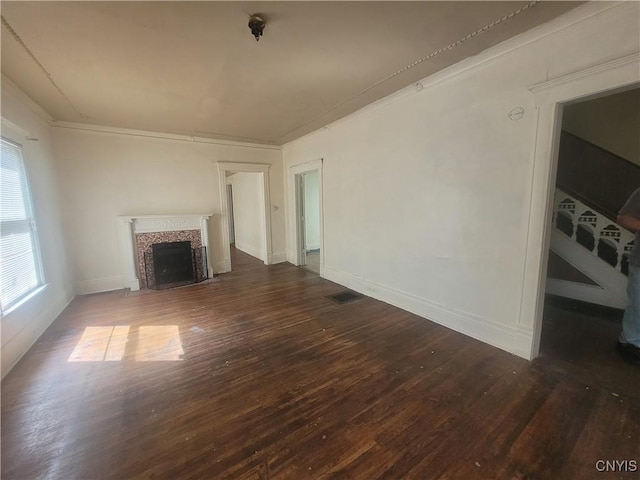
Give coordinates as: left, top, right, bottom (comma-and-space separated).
275, 0, 541, 143
1, 15, 84, 118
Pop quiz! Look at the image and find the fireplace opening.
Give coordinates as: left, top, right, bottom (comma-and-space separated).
154, 241, 193, 286
144, 241, 208, 290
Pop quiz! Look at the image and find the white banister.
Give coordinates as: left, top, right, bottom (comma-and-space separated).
552, 189, 634, 274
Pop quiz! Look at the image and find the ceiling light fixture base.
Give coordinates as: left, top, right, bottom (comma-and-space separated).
248, 15, 265, 41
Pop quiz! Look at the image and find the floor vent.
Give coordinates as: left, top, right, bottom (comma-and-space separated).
327, 291, 362, 304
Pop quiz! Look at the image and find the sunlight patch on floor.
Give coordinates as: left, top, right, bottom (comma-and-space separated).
68, 326, 130, 362
68, 325, 184, 362
135, 325, 184, 361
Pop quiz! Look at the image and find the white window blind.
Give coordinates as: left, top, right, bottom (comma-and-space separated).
1, 138, 43, 313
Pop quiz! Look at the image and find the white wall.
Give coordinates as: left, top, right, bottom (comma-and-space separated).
53, 127, 283, 294
229, 172, 265, 260
283, 2, 640, 359
1, 81, 74, 378
303, 170, 320, 250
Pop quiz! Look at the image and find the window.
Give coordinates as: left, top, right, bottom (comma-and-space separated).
1, 138, 43, 314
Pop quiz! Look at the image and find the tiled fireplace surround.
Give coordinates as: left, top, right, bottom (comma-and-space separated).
118, 214, 213, 291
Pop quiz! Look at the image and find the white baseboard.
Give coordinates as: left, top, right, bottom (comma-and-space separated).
513, 326, 536, 360
213, 260, 231, 274
235, 242, 265, 262
75, 276, 124, 295
322, 265, 529, 359
270, 251, 288, 264
125, 277, 140, 291
306, 244, 320, 251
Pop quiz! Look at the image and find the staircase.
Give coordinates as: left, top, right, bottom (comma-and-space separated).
547, 188, 634, 309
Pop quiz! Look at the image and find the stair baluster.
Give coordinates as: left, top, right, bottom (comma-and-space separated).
553, 188, 635, 276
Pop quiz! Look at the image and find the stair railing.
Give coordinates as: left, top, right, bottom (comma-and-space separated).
553, 188, 635, 276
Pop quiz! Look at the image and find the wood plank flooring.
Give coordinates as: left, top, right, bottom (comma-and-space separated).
2, 248, 639, 479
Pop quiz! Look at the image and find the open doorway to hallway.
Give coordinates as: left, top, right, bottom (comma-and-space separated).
538, 87, 639, 388
226, 172, 267, 264
296, 170, 321, 274
217, 162, 273, 273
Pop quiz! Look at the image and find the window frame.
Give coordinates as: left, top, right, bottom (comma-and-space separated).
1, 135, 45, 315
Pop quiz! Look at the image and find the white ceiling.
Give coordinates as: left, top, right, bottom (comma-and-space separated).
1, 1, 582, 145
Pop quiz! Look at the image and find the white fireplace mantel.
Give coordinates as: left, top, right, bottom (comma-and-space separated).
117, 214, 213, 291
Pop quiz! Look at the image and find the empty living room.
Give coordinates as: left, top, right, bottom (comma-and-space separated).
1, 2, 639, 479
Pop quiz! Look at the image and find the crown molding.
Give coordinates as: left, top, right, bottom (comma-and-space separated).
283, 1, 627, 148
1, 77, 281, 150
530, 52, 640, 95
51, 121, 282, 150
217, 162, 270, 173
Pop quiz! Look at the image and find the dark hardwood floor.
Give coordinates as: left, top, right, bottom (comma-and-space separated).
539, 296, 637, 399
2, 249, 639, 479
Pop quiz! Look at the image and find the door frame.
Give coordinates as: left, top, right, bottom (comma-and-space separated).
217, 162, 272, 272
520, 53, 639, 359
226, 182, 235, 245
288, 159, 324, 275
296, 173, 307, 266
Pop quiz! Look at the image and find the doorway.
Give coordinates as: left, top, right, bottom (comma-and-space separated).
289, 159, 324, 276
296, 170, 321, 274
217, 162, 273, 273
523, 54, 638, 361
536, 88, 639, 391
226, 172, 267, 262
